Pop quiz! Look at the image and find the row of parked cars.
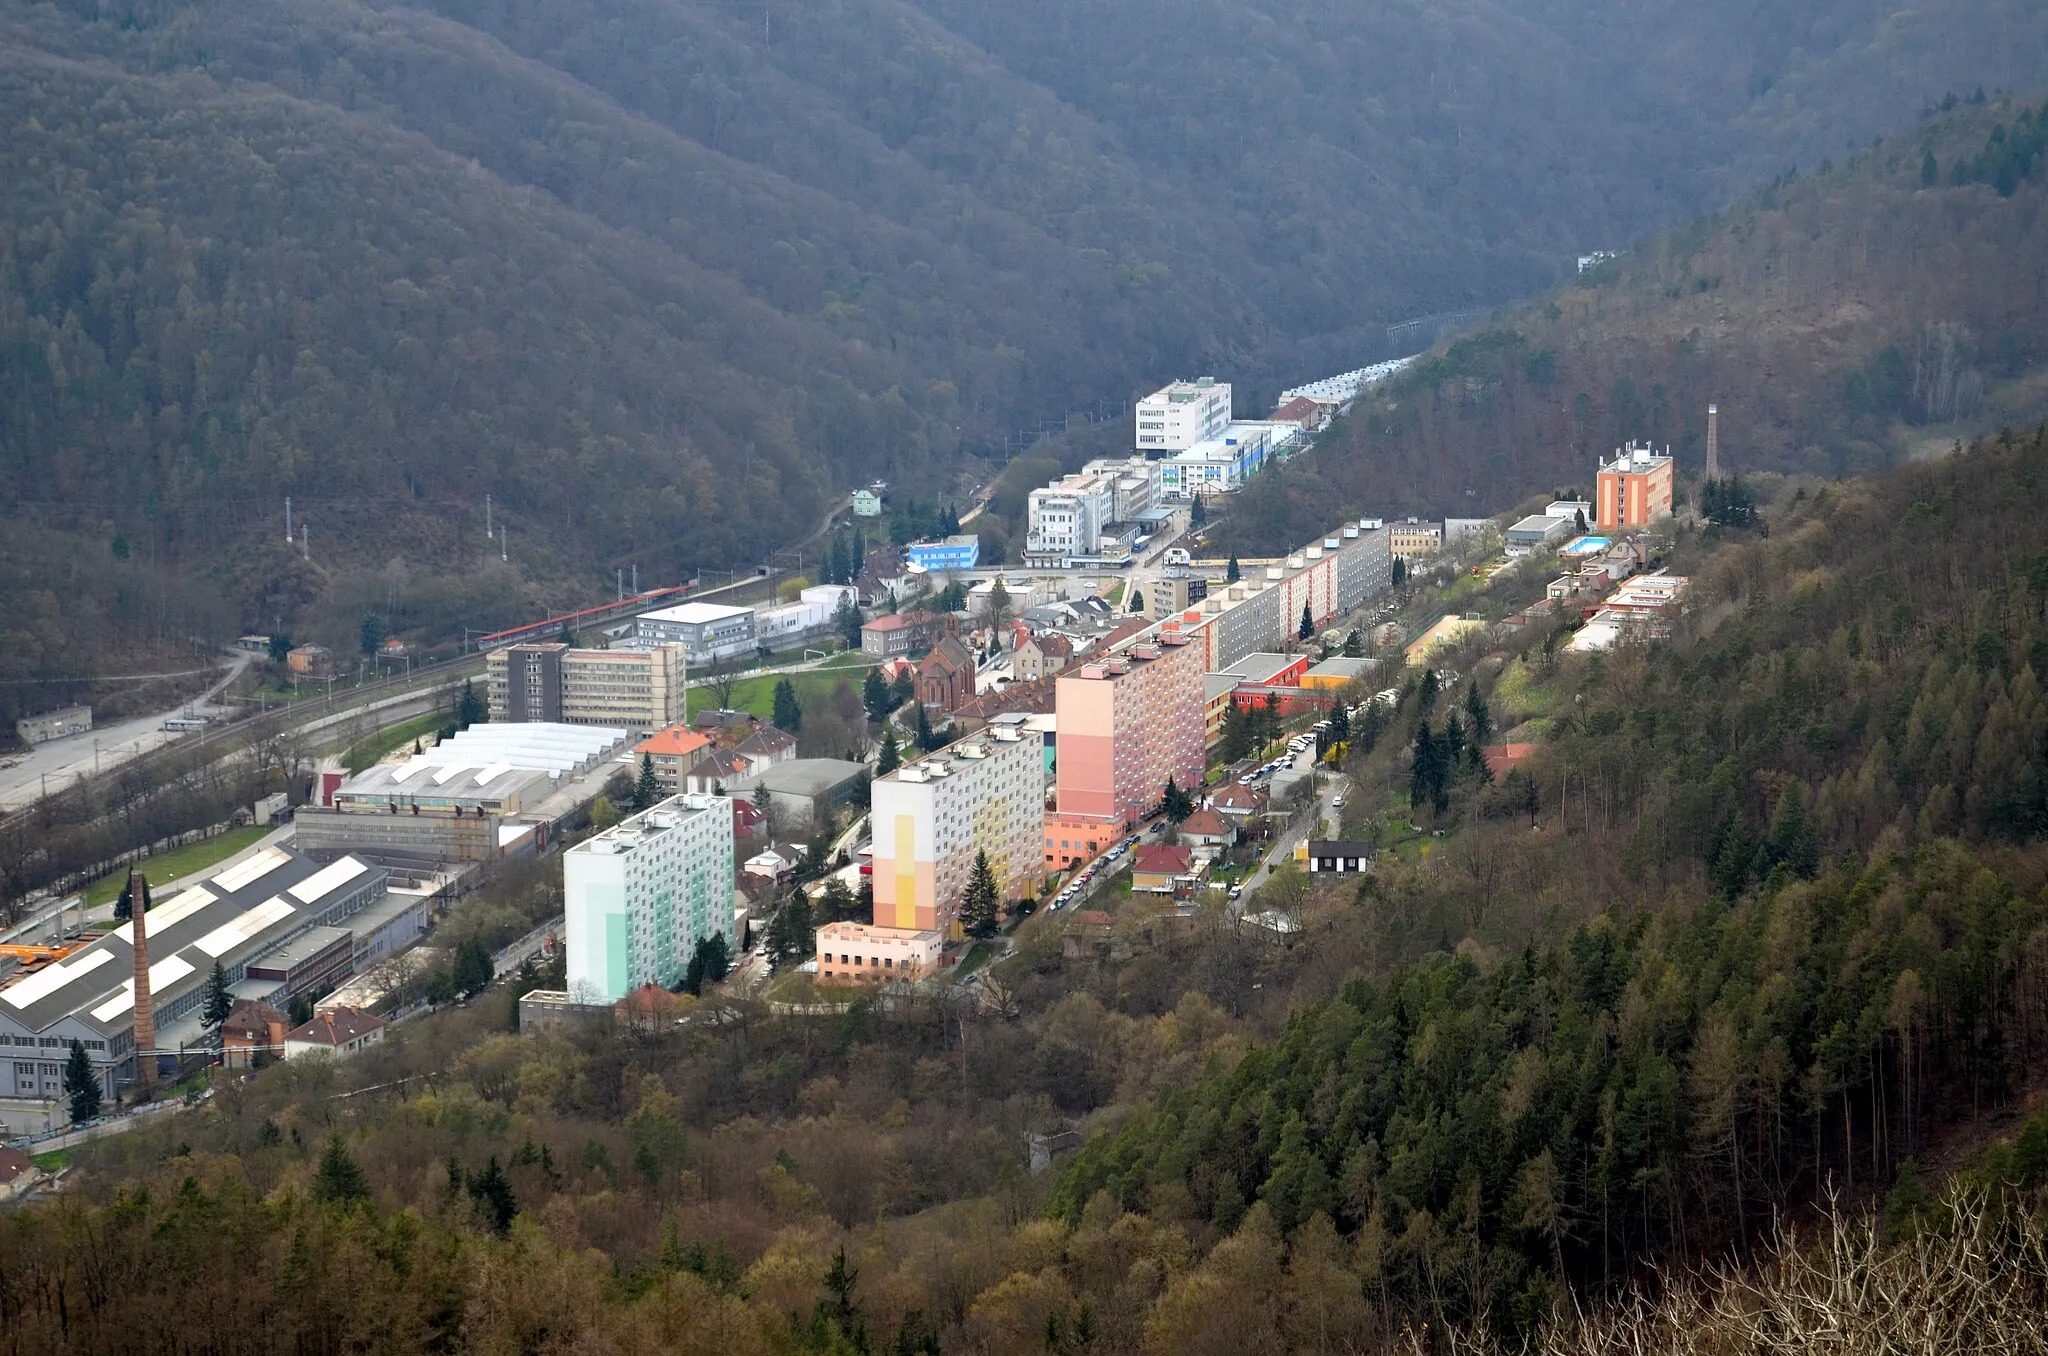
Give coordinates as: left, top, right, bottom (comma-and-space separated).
1048, 833, 1144, 911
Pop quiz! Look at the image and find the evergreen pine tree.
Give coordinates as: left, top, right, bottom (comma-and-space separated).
457, 678, 486, 728
1162, 776, 1194, 823
1227, 555, 1241, 583
1419, 668, 1440, 713
114, 873, 152, 922
1410, 721, 1439, 810
1219, 704, 1253, 763
1465, 680, 1492, 744
876, 729, 901, 775
635, 753, 662, 810
63, 1039, 100, 1123
767, 896, 814, 966
863, 668, 890, 720
315, 1134, 372, 1205
915, 703, 934, 752
201, 960, 234, 1048
771, 678, 803, 732
453, 937, 495, 998
1299, 602, 1314, 641
1921, 149, 1940, 186
1392, 558, 1408, 588
1343, 629, 1364, 657
465, 1156, 518, 1234
962, 850, 1001, 938
835, 592, 865, 649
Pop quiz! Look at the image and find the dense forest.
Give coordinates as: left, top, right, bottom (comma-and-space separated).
1221, 98, 2048, 550
3, 0, 2048, 675
11, 430, 2048, 1352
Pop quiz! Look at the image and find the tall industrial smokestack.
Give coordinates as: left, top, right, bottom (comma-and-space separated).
129, 869, 155, 1087
1706, 403, 1720, 483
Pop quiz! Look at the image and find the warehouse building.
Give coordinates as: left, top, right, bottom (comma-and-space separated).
0, 847, 387, 1097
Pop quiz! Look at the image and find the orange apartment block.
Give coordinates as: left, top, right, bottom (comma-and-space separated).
1045, 633, 1206, 867
1596, 444, 1674, 531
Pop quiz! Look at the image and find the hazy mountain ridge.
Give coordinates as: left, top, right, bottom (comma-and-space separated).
3, 0, 2046, 644
1222, 97, 2048, 550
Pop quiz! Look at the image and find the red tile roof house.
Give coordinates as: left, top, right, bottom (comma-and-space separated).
1481, 743, 1539, 779
1208, 780, 1269, 820
282, 1007, 387, 1060
1176, 808, 1238, 858
1132, 843, 1195, 894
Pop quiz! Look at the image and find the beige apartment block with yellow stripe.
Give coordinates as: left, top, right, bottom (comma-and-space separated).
815, 724, 1043, 984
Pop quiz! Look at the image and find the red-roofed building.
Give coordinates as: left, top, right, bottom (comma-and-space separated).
1482, 743, 1539, 779
862, 610, 943, 657
282, 1007, 387, 1060
636, 723, 713, 791
1132, 843, 1194, 893
220, 999, 290, 1068
1269, 396, 1328, 434
1177, 808, 1238, 856
917, 635, 977, 713
732, 796, 769, 839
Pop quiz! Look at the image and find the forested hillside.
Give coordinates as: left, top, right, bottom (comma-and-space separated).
1223, 97, 2048, 548
12, 430, 2048, 1353
3, 0, 2047, 663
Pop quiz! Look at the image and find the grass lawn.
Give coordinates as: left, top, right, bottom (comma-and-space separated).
1102, 580, 1126, 606
690, 666, 874, 719
343, 710, 444, 774
84, 825, 274, 907
953, 940, 996, 978
32, 1149, 72, 1171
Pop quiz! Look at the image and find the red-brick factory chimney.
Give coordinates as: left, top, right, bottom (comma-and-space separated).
129, 869, 155, 1087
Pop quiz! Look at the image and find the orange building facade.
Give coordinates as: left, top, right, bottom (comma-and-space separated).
1596, 444, 1675, 531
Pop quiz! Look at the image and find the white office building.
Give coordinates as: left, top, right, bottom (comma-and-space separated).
1159, 422, 1272, 497
564, 793, 736, 1004
1079, 456, 1165, 520
635, 602, 757, 665
754, 584, 859, 652
1135, 378, 1233, 454
1026, 472, 1118, 563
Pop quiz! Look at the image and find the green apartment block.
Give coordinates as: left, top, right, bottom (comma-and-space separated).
564, 793, 735, 1004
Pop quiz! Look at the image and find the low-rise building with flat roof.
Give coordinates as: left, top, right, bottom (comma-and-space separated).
814, 922, 946, 986
905, 536, 981, 572
728, 759, 869, 828
634, 602, 757, 664
1303, 656, 1378, 690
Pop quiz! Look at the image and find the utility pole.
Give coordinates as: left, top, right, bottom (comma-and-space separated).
500, 525, 508, 563
486, 493, 493, 540
617, 568, 624, 602
285, 496, 292, 543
